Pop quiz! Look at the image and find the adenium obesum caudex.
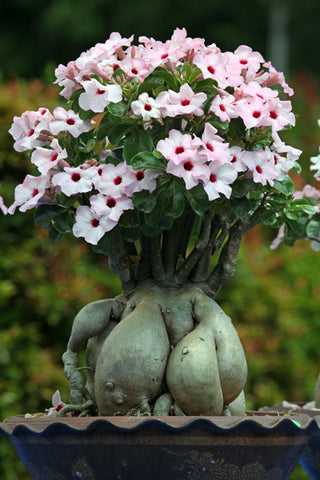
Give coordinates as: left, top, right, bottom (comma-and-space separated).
3, 28, 320, 417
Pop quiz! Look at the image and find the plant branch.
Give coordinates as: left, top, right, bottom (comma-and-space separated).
175, 211, 214, 284
108, 229, 137, 295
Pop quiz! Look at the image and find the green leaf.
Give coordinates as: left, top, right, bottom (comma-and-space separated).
261, 210, 280, 226
163, 181, 185, 218
118, 210, 141, 228
184, 184, 212, 216
97, 112, 134, 144
306, 219, 320, 238
273, 175, 295, 197
136, 79, 164, 97
133, 189, 157, 213
292, 162, 302, 175
131, 151, 166, 171
48, 222, 66, 242
51, 211, 74, 233
34, 204, 65, 228
123, 130, 154, 163
107, 101, 128, 117
230, 197, 256, 218
146, 66, 179, 91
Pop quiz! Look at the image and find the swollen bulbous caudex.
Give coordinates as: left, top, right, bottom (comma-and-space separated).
166, 291, 247, 415
94, 299, 170, 415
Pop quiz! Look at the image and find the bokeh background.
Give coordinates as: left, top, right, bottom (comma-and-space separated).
1, 1, 320, 478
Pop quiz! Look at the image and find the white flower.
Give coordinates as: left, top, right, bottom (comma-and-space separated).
131, 92, 161, 121
79, 78, 122, 112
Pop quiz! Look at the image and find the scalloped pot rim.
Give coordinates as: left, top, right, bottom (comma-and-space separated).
1, 412, 320, 436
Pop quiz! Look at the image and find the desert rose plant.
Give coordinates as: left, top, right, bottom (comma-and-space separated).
2, 28, 320, 417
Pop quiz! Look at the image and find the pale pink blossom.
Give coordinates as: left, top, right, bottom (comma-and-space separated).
237, 97, 270, 129
264, 99, 295, 132
167, 158, 209, 190
156, 129, 202, 164
228, 146, 247, 172
90, 193, 134, 221
200, 123, 231, 162
124, 168, 160, 196
0, 195, 7, 215
52, 166, 93, 196
242, 150, 280, 186
209, 94, 237, 122
131, 93, 161, 121
9, 174, 50, 213
49, 107, 92, 137
78, 79, 122, 112
121, 57, 150, 81
46, 390, 65, 416
156, 84, 207, 118
193, 51, 229, 88
202, 160, 238, 201
31, 139, 69, 174
73, 205, 116, 244
93, 162, 131, 196
263, 61, 294, 96
9, 109, 52, 152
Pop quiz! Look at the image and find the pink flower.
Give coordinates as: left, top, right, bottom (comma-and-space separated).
124, 168, 160, 196
194, 51, 229, 88
209, 93, 237, 122
31, 139, 69, 174
167, 158, 209, 190
78, 79, 122, 112
46, 390, 65, 416
52, 166, 93, 196
156, 84, 207, 118
202, 160, 238, 201
264, 99, 295, 132
49, 107, 92, 137
131, 93, 161, 121
0, 195, 7, 215
9, 174, 50, 213
242, 150, 280, 186
73, 205, 116, 244
200, 123, 231, 162
121, 57, 150, 81
156, 129, 202, 164
9, 108, 52, 152
237, 97, 270, 129
90, 193, 134, 221
93, 162, 132, 197
228, 146, 247, 172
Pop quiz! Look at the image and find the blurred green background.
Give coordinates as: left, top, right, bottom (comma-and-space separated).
1, 1, 320, 478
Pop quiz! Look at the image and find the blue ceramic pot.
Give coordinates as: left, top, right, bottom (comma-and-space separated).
1, 413, 319, 480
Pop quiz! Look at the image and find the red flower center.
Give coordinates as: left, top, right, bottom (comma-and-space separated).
91, 219, 100, 228
71, 173, 81, 182
256, 165, 263, 174
98, 168, 103, 176
66, 118, 75, 125
253, 111, 261, 119
51, 152, 58, 162
161, 53, 168, 59
207, 66, 215, 74
175, 146, 185, 155
270, 110, 278, 119
32, 188, 39, 197
107, 198, 116, 208
181, 99, 190, 106
240, 59, 248, 65
183, 161, 193, 171
28, 129, 35, 137
136, 171, 145, 181
144, 104, 152, 111
96, 89, 105, 95
114, 176, 122, 185
131, 68, 138, 75
209, 173, 217, 183
113, 64, 120, 72
231, 155, 237, 163
219, 104, 226, 112
206, 142, 214, 152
